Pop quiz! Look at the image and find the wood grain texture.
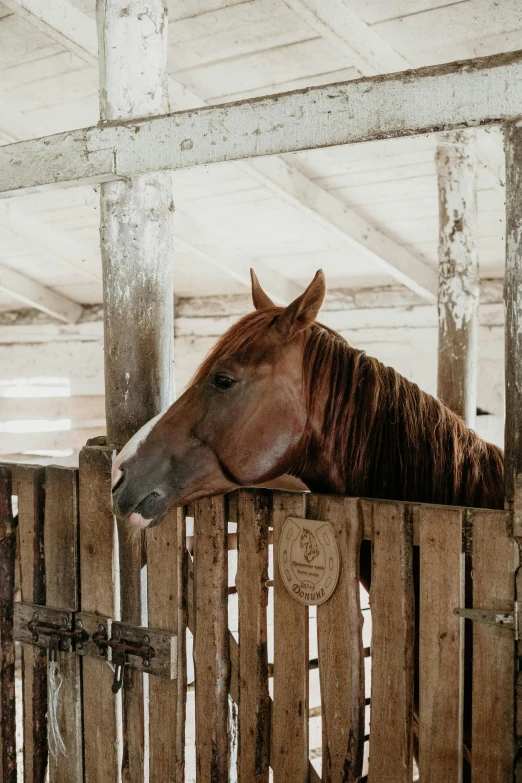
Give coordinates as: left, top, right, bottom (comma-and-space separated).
236, 489, 270, 783
116, 516, 144, 782
504, 122, 522, 530
368, 500, 414, 783
419, 505, 464, 783
314, 494, 364, 783
44, 466, 83, 783
194, 495, 230, 782
436, 128, 479, 426
471, 510, 516, 782
0, 466, 16, 783
14, 465, 47, 783
79, 446, 120, 783
147, 506, 187, 783
271, 490, 308, 783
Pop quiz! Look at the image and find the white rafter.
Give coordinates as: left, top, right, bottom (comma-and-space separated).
1, 0, 446, 300
283, 0, 504, 192
0, 262, 83, 322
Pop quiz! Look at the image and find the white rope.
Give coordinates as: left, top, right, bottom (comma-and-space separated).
47, 659, 66, 758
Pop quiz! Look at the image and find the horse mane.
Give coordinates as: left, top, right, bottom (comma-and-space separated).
192, 308, 505, 510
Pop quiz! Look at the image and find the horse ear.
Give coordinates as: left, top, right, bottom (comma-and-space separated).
277, 269, 326, 338
250, 269, 275, 309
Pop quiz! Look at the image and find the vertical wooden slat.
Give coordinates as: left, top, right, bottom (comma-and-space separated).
272, 490, 308, 783
0, 466, 16, 783
314, 495, 364, 783
147, 506, 187, 782
471, 510, 516, 782
79, 446, 120, 782
44, 466, 83, 783
15, 465, 47, 783
236, 489, 270, 783
419, 506, 464, 783
368, 501, 414, 783
117, 518, 144, 782
194, 495, 230, 782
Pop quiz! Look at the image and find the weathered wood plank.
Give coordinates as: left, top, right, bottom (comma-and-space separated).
504, 121, 522, 532
2, 50, 522, 197
193, 495, 230, 782
419, 505, 464, 782
272, 490, 308, 783
0, 466, 16, 783
147, 506, 187, 783
436, 128, 479, 426
14, 465, 47, 783
79, 446, 120, 782
44, 466, 82, 783
116, 517, 144, 783
368, 500, 414, 783
471, 510, 515, 782
236, 489, 270, 783
315, 495, 365, 783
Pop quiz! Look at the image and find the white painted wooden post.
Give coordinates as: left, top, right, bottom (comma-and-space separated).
96, 3, 174, 783
97, 0, 174, 450
436, 129, 479, 426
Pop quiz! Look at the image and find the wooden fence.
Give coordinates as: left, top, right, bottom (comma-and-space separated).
0, 446, 517, 782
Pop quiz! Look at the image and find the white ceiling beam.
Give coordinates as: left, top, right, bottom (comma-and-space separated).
0, 262, 83, 322
0, 202, 101, 282
174, 211, 304, 304
284, 0, 504, 191
242, 157, 437, 299
1, 52, 518, 193
2, 0, 444, 300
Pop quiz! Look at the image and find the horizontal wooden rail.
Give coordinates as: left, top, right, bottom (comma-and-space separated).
1, 50, 522, 198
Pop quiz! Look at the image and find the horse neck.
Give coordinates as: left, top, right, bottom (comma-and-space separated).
294, 335, 504, 510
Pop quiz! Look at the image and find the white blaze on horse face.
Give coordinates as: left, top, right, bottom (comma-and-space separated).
111, 411, 164, 489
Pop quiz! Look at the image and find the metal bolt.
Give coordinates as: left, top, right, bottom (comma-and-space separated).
60, 640, 68, 651
61, 616, 68, 626
77, 642, 83, 651
76, 620, 83, 630
113, 629, 120, 640
144, 660, 150, 667
144, 635, 150, 643
32, 612, 39, 621
99, 648, 105, 656
98, 624, 105, 632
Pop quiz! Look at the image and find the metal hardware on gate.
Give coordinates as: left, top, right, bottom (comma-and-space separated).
14, 603, 177, 690
454, 603, 520, 639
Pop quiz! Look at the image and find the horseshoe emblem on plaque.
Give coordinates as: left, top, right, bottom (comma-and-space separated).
278, 517, 340, 606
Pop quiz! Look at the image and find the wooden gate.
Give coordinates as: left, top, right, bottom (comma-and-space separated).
0, 447, 517, 782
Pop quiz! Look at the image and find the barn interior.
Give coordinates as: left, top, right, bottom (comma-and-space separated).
0, 0, 512, 466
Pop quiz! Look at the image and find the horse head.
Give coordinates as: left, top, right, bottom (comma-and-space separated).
111, 270, 326, 528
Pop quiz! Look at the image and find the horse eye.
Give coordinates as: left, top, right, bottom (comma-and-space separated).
213, 374, 235, 390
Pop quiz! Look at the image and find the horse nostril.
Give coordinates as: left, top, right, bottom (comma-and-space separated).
151, 490, 161, 499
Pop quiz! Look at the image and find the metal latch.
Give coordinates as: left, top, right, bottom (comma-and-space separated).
14, 603, 177, 689
455, 603, 520, 639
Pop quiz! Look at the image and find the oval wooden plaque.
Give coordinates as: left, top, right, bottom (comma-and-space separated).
278, 517, 340, 606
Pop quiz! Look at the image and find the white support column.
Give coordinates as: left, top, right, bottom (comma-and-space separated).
97, 0, 174, 450
436, 129, 479, 426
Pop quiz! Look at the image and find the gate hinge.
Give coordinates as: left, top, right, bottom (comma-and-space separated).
14, 603, 177, 685
454, 603, 520, 639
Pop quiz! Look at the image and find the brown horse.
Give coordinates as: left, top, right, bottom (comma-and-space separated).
112, 268, 504, 523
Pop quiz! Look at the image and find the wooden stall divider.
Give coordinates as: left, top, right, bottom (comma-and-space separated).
235, 488, 270, 783
79, 446, 121, 781
116, 517, 144, 782
146, 506, 187, 782
271, 491, 309, 783
194, 495, 230, 782
0, 466, 16, 783
44, 466, 83, 782
314, 494, 365, 783
419, 506, 464, 782
471, 510, 516, 782
368, 501, 414, 783
14, 465, 47, 783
